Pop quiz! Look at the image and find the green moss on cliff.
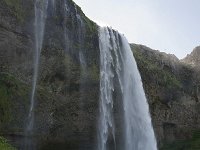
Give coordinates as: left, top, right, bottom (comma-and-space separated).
161, 130, 200, 150
73, 0, 98, 34
2, 0, 25, 23
88, 63, 99, 82
133, 45, 181, 87
132, 44, 182, 103
84, 17, 98, 35
0, 73, 18, 124
0, 136, 16, 150
0, 73, 29, 131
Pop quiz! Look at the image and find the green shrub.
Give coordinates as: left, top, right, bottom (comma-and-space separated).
0, 136, 16, 150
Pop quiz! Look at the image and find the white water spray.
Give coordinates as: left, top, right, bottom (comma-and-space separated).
98, 27, 116, 150
121, 34, 157, 150
98, 27, 157, 150
26, 0, 49, 134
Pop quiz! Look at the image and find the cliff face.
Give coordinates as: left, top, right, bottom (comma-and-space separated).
131, 44, 200, 148
182, 46, 200, 67
0, 0, 99, 149
0, 0, 199, 150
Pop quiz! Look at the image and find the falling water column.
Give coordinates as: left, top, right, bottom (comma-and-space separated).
24, 0, 49, 149
98, 26, 157, 150
119, 34, 157, 150
98, 27, 116, 150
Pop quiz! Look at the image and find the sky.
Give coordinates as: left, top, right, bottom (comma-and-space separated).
73, 0, 200, 59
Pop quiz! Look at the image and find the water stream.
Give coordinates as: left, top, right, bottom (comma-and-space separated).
98, 27, 116, 150
98, 27, 157, 150
24, 0, 49, 149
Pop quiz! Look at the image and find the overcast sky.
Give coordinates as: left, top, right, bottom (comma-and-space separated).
73, 0, 200, 59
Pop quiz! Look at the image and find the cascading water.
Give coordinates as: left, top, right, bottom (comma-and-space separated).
25, 0, 48, 148
98, 27, 116, 150
98, 27, 157, 150
51, 0, 55, 9
63, 0, 71, 54
50, 0, 55, 14
75, 4, 88, 108
121, 33, 157, 150
75, 5, 86, 72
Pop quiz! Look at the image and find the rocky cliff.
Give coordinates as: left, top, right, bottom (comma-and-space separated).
131, 44, 200, 149
0, 0, 199, 150
0, 0, 99, 149
182, 46, 200, 67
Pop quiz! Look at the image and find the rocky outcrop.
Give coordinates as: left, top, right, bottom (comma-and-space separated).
182, 46, 200, 67
131, 44, 200, 148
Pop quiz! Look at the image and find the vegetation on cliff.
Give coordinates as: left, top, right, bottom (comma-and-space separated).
131, 44, 200, 150
0, 136, 16, 150
161, 130, 200, 150
0, 73, 29, 132
1, 0, 26, 23
131, 44, 182, 104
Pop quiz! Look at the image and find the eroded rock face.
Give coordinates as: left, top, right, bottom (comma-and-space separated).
0, 0, 99, 149
131, 44, 200, 147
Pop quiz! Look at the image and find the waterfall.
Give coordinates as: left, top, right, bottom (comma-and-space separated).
75, 4, 88, 108
63, 0, 70, 53
50, 0, 55, 14
98, 27, 157, 150
25, 0, 48, 148
121, 33, 157, 150
98, 27, 116, 150
51, 0, 55, 9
